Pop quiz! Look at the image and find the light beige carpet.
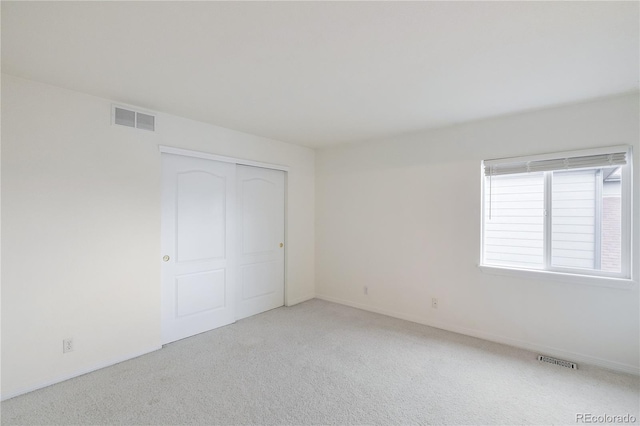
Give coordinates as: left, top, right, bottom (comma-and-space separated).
2, 299, 639, 425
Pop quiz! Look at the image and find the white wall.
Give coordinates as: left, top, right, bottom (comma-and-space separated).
1, 75, 315, 398
316, 93, 640, 374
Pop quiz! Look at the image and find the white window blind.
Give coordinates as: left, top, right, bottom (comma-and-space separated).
484, 151, 627, 176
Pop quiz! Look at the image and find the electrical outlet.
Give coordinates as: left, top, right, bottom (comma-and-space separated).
364, 286, 368, 295
432, 298, 438, 309
63, 338, 74, 353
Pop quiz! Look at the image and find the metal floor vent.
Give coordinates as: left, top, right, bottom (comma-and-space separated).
538, 355, 577, 370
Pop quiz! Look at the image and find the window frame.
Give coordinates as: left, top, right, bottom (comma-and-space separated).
479, 145, 634, 287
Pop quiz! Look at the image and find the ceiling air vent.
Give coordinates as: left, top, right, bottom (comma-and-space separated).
112, 105, 155, 132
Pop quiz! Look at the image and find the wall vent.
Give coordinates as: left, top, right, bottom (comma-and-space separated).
112, 105, 155, 131
538, 355, 577, 370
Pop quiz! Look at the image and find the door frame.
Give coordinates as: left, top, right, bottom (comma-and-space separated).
159, 145, 289, 172
158, 145, 291, 306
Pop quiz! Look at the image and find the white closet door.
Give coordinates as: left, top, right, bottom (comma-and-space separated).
161, 154, 236, 344
236, 165, 285, 320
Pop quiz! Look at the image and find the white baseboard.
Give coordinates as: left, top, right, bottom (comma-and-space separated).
315, 294, 640, 376
286, 293, 315, 307
0, 346, 162, 401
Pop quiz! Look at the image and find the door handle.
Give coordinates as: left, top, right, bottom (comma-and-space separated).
163, 255, 170, 262
279, 243, 284, 248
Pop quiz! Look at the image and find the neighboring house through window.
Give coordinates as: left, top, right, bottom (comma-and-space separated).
481, 146, 632, 282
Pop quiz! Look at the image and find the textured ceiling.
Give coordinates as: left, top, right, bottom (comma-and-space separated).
2, 1, 638, 147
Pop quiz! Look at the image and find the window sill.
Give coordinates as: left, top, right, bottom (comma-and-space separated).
478, 265, 635, 290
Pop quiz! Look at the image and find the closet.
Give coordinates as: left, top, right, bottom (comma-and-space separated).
160, 151, 285, 344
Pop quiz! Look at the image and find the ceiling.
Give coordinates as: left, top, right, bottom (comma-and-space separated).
2, 1, 638, 148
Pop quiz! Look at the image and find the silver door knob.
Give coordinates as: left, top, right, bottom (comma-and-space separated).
163, 255, 170, 262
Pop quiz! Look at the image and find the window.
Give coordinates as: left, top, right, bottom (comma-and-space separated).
481, 146, 632, 281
